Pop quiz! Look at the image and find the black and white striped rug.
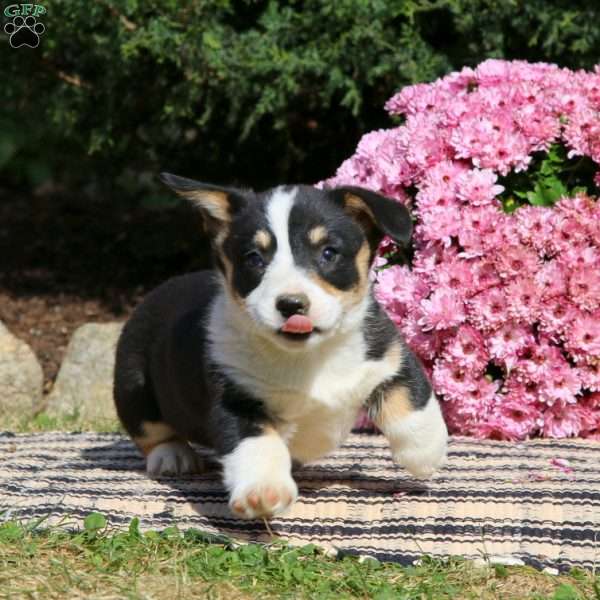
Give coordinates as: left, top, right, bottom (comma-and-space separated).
1, 432, 598, 571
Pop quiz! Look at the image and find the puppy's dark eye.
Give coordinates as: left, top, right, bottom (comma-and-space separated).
244, 250, 265, 269
320, 246, 339, 264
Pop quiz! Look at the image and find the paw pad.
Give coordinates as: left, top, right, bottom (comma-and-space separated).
5, 15, 45, 48
229, 480, 297, 519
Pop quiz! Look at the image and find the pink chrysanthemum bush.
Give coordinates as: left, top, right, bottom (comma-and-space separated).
326, 60, 600, 440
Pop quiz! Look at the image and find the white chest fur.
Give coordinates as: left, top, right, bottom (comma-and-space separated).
208, 294, 400, 463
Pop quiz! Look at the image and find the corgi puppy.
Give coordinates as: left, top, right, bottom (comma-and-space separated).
114, 175, 448, 519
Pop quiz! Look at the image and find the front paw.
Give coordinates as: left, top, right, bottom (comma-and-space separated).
392, 436, 447, 479
387, 395, 448, 479
229, 475, 298, 519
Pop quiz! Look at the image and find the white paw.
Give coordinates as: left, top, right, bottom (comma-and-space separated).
387, 393, 448, 479
146, 441, 203, 477
392, 439, 447, 479
229, 474, 298, 519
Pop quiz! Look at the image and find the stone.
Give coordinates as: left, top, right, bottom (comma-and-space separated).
471, 555, 525, 568
0, 321, 44, 417
46, 322, 123, 422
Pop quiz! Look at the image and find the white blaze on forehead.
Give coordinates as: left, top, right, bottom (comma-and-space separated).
266, 186, 296, 271
243, 186, 343, 334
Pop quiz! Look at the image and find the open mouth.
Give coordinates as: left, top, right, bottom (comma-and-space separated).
277, 314, 319, 341
277, 330, 315, 341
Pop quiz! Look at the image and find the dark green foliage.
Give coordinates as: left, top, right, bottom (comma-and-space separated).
2, 0, 600, 194
500, 143, 597, 213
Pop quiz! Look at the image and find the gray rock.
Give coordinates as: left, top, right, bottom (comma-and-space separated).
0, 321, 44, 417
46, 322, 123, 422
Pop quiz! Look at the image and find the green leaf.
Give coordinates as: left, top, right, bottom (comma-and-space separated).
553, 583, 581, 600
83, 512, 107, 532
494, 564, 509, 578
128, 517, 140, 537
202, 31, 221, 49
528, 176, 567, 206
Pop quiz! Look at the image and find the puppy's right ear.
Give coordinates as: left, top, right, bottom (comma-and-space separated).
159, 173, 247, 233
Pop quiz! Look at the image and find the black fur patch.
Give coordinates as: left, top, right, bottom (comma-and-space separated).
220, 196, 276, 298
329, 186, 413, 248
288, 186, 366, 291
366, 346, 432, 415
114, 271, 273, 457
362, 295, 399, 360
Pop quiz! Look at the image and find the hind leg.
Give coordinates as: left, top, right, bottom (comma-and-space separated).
114, 362, 203, 477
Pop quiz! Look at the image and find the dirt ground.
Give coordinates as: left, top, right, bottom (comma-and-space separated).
0, 187, 212, 390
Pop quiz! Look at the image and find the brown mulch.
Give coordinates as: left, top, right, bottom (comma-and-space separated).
0, 187, 211, 391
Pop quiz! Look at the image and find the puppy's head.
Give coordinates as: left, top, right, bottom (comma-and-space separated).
161, 174, 412, 350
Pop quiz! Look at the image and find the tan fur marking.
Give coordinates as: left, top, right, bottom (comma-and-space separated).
214, 243, 246, 309
307, 240, 371, 307
308, 225, 328, 245
374, 385, 414, 429
253, 229, 272, 250
383, 339, 404, 372
134, 421, 178, 456
344, 193, 376, 223
181, 190, 230, 222
354, 241, 371, 287
262, 424, 279, 436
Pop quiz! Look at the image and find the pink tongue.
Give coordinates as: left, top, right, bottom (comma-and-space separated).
281, 314, 313, 334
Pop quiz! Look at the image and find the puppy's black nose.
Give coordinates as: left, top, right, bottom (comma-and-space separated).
276, 294, 310, 318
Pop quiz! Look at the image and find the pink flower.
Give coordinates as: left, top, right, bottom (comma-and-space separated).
578, 364, 600, 392
468, 287, 509, 330
458, 205, 506, 254
579, 393, 600, 436
534, 261, 568, 300
322, 59, 600, 440
478, 397, 539, 440
514, 339, 566, 385
469, 259, 502, 292
487, 323, 535, 370
568, 265, 600, 311
494, 245, 541, 280
375, 265, 429, 315
515, 205, 555, 253
541, 403, 586, 438
538, 365, 581, 407
443, 325, 488, 374
419, 289, 466, 331
565, 313, 600, 363
432, 258, 475, 297
432, 361, 479, 401
538, 298, 582, 340
456, 169, 504, 206
400, 311, 443, 361
506, 278, 541, 322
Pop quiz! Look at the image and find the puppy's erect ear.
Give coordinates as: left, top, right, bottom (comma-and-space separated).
331, 186, 413, 247
159, 173, 247, 233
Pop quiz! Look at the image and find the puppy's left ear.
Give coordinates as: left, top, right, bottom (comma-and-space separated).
331, 186, 413, 247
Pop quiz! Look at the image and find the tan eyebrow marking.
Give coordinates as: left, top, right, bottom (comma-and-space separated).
308, 225, 328, 245
253, 229, 272, 250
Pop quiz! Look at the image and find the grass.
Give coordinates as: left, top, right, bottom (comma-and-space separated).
1, 416, 599, 599
0, 517, 598, 600
0, 411, 121, 434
